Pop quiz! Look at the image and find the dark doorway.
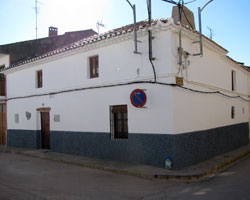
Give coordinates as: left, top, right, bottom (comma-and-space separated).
41, 112, 50, 149
0, 104, 6, 145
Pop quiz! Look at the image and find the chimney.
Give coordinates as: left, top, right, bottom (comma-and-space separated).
172, 6, 195, 29
49, 27, 58, 37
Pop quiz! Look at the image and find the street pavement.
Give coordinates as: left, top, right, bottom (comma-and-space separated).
1, 145, 250, 181
1, 149, 250, 199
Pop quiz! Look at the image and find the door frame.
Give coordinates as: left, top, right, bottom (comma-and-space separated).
0, 103, 6, 145
37, 107, 51, 149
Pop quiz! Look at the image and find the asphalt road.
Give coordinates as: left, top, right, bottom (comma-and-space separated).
0, 152, 250, 200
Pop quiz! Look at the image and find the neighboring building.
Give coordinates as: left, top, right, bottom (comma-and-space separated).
248, 69, 250, 137
0, 54, 8, 145
2, 19, 249, 169
0, 27, 97, 65
242, 65, 250, 136
0, 28, 96, 145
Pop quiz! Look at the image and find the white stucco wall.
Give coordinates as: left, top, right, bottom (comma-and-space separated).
5, 27, 175, 134
169, 32, 249, 133
170, 31, 249, 133
172, 86, 249, 134
7, 84, 174, 134
4, 23, 249, 135
6, 30, 173, 98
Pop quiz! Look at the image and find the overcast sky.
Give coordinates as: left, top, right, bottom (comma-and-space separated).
0, 0, 249, 66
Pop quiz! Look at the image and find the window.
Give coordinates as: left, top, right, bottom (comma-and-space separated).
231, 106, 235, 119
89, 55, 99, 78
232, 70, 236, 91
36, 70, 43, 88
110, 105, 128, 140
0, 65, 5, 70
15, 114, 19, 123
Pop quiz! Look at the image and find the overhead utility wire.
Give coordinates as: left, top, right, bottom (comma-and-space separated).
181, 6, 194, 29
184, 0, 196, 4
6, 81, 250, 102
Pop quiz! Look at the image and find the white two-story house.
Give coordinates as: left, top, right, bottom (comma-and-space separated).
2, 18, 249, 169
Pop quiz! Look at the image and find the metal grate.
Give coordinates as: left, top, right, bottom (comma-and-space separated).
110, 105, 128, 140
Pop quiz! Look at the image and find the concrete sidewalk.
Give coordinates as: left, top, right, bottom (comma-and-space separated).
1, 145, 250, 182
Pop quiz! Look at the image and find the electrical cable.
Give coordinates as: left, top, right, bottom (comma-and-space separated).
184, 0, 196, 5
181, 5, 194, 29
149, 58, 157, 82
162, 0, 178, 5
147, 0, 157, 82
6, 80, 250, 102
171, 33, 178, 58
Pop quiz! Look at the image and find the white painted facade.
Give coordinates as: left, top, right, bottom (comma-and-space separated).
4, 19, 249, 136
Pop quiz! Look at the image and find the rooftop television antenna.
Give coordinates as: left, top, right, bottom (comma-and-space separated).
96, 21, 105, 34
207, 26, 214, 40
34, 0, 44, 39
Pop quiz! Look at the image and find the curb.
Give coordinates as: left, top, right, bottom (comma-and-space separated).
1, 146, 250, 182
155, 148, 250, 182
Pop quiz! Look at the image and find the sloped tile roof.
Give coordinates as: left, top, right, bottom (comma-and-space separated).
2, 18, 240, 72
3, 19, 161, 71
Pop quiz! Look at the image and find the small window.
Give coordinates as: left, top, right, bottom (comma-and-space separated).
89, 55, 99, 78
54, 114, 60, 122
36, 70, 43, 88
110, 105, 128, 140
231, 106, 235, 119
0, 65, 5, 70
15, 114, 19, 123
232, 70, 236, 91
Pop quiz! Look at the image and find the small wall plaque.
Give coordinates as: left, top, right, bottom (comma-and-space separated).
25, 112, 31, 120
15, 114, 19, 123
176, 76, 184, 86
54, 114, 60, 122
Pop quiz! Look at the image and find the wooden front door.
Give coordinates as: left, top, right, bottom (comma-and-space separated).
41, 112, 50, 149
0, 104, 6, 145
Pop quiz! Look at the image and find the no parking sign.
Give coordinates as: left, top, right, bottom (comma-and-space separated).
130, 89, 147, 108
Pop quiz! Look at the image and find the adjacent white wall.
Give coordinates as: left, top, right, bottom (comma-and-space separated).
170, 32, 249, 133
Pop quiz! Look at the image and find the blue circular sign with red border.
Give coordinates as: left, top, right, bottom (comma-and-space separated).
130, 89, 147, 108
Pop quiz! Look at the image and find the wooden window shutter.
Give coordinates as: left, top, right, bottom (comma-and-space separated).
89, 56, 99, 78
232, 70, 236, 91
37, 70, 42, 88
